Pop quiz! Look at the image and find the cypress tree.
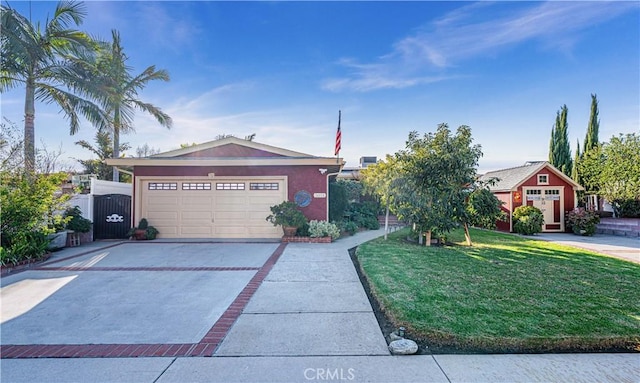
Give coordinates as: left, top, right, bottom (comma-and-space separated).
583, 93, 600, 154
549, 105, 572, 176
572, 139, 581, 183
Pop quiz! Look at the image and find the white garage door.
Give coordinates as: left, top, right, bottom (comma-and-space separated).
141, 178, 286, 238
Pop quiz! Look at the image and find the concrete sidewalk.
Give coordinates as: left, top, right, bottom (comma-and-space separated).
2, 229, 639, 383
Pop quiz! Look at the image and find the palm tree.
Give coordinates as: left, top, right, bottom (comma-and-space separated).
1, 1, 107, 174
69, 29, 172, 181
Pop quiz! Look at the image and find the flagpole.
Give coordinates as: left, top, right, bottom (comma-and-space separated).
335, 110, 341, 164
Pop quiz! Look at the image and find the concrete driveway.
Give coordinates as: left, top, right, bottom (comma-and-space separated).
1, 241, 284, 357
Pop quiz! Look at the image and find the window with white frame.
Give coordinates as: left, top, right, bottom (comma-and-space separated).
182, 182, 211, 190
148, 182, 177, 190
216, 182, 245, 190
537, 174, 549, 185
250, 182, 279, 190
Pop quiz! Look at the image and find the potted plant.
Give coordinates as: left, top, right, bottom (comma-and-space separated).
127, 218, 159, 240
266, 201, 308, 236
64, 206, 92, 233
63, 206, 92, 246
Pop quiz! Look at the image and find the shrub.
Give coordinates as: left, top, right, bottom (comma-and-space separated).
566, 208, 600, 236
308, 220, 341, 241
0, 171, 69, 264
266, 201, 307, 228
340, 220, 359, 236
612, 199, 640, 218
348, 201, 380, 229
513, 205, 544, 235
1, 231, 50, 266
64, 206, 92, 233
329, 181, 348, 222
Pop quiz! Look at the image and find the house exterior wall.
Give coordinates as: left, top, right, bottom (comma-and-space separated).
494, 192, 512, 232
133, 164, 339, 223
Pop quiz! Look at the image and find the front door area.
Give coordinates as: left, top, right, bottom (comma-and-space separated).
524, 187, 564, 232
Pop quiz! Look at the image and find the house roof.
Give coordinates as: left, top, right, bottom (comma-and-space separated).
106, 137, 344, 167
480, 161, 584, 192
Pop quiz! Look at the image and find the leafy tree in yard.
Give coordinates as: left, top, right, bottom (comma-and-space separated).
548, 105, 572, 176
598, 133, 640, 217
67, 29, 172, 182
1, 1, 107, 174
75, 130, 130, 181
394, 124, 482, 246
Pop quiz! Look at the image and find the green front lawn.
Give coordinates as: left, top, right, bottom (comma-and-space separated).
357, 228, 640, 353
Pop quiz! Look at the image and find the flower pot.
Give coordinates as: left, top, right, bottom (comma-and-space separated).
134, 229, 147, 240
282, 226, 297, 237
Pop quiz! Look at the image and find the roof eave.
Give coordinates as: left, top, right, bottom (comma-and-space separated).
106, 157, 345, 167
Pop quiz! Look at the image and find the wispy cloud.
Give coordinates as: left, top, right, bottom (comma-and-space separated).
323, 1, 639, 92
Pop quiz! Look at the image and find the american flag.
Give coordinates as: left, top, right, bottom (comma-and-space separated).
335, 110, 341, 156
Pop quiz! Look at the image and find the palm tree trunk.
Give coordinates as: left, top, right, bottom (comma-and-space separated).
24, 78, 36, 174
112, 109, 120, 182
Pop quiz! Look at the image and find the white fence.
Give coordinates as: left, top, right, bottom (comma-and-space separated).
66, 180, 133, 222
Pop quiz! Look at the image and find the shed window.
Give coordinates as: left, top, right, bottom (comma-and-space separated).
537, 174, 549, 185
148, 182, 177, 190
182, 182, 211, 190
216, 183, 245, 190
250, 182, 279, 190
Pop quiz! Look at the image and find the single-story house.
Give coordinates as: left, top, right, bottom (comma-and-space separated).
106, 137, 343, 239
479, 161, 584, 233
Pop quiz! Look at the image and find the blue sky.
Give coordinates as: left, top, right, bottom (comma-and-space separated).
2, 1, 639, 173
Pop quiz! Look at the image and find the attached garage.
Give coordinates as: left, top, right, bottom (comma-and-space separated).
107, 137, 343, 239
140, 177, 285, 238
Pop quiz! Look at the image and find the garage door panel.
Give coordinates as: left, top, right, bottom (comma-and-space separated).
141, 178, 285, 239
181, 195, 213, 206
181, 226, 214, 235
147, 195, 179, 204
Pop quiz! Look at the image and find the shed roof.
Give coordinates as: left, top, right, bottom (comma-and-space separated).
480, 161, 583, 192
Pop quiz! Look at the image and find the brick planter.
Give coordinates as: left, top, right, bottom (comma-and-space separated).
281, 236, 332, 243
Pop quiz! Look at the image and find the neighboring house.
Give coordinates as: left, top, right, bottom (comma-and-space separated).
106, 137, 343, 239
480, 161, 584, 233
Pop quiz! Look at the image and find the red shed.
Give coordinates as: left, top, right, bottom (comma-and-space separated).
480, 161, 584, 233
107, 137, 343, 239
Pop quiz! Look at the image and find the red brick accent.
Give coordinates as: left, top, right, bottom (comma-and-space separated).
35, 266, 260, 272
0, 243, 287, 359
281, 236, 332, 243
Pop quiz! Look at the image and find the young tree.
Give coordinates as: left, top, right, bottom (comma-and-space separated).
583, 94, 600, 154
548, 105, 572, 176
67, 29, 172, 182
394, 124, 482, 246
361, 155, 401, 239
1, 2, 107, 174
460, 181, 506, 246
